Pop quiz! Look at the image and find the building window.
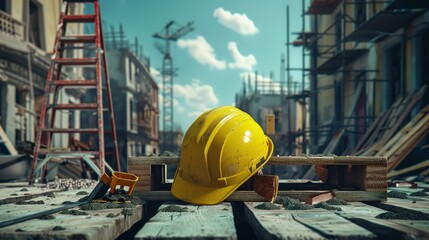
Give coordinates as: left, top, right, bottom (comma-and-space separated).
29, 0, 43, 49
0, 0, 10, 13
127, 93, 137, 133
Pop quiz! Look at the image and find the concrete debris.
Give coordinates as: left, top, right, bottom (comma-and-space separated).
106, 213, 120, 218
275, 196, 314, 210
46, 192, 58, 198
159, 205, 188, 212
325, 198, 349, 205
76, 191, 89, 195
387, 190, 408, 199
19, 188, 28, 192
314, 202, 342, 211
47, 178, 98, 190
60, 209, 88, 215
37, 214, 56, 220
255, 202, 281, 210
80, 202, 106, 211
16, 200, 45, 205
410, 190, 428, 197
121, 208, 134, 216
52, 226, 66, 231
376, 211, 429, 220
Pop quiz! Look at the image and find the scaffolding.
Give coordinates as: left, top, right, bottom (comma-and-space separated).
289, 0, 429, 156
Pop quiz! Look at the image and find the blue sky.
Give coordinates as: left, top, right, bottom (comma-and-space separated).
101, 0, 307, 132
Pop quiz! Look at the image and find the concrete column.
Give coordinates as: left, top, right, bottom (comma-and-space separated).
5, 84, 16, 145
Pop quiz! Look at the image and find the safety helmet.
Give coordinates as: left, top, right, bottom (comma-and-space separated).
171, 106, 274, 205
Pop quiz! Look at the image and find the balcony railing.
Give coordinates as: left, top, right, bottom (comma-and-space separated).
0, 10, 24, 41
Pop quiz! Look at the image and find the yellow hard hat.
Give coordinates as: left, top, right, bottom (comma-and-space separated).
171, 106, 274, 205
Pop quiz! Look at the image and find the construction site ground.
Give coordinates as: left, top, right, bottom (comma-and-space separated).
1, 181, 429, 239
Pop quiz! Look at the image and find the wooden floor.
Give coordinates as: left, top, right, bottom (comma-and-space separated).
1, 183, 429, 239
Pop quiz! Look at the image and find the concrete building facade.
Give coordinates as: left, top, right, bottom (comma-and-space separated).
0, 0, 84, 154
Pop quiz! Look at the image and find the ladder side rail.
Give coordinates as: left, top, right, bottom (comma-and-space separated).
98, 1, 120, 171
94, 0, 105, 175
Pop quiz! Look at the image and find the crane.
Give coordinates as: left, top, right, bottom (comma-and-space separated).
153, 20, 194, 153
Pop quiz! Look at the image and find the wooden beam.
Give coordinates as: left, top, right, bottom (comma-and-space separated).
0, 187, 143, 239
128, 156, 387, 166
136, 190, 387, 202
388, 159, 429, 178
339, 202, 429, 239
135, 203, 237, 240
244, 202, 324, 239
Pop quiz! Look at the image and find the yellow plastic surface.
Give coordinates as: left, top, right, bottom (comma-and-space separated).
171, 106, 274, 205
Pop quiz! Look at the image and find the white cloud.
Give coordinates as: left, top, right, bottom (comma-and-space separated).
177, 36, 226, 70
174, 79, 219, 117
228, 42, 257, 71
240, 72, 283, 94
213, 8, 259, 35
150, 67, 161, 80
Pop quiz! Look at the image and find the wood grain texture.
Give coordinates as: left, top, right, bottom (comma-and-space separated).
136, 190, 386, 202
244, 202, 324, 240
135, 203, 237, 240
128, 156, 387, 166
0, 187, 143, 240
292, 208, 376, 238
0, 186, 62, 205
338, 202, 429, 239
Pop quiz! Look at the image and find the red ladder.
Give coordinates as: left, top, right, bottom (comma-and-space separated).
29, 0, 120, 183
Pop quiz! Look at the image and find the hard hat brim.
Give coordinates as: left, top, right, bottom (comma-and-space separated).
171, 173, 240, 205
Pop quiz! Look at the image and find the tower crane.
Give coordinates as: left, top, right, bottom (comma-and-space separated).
153, 20, 194, 152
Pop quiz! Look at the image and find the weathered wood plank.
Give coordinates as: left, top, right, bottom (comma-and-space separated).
292, 208, 376, 238
135, 203, 236, 240
0, 187, 143, 240
338, 202, 429, 239
128, 156, 387, 166
244, 202, 324, 239
380, 197, 429, 214
0, 186, 63, 205
136, 190, 386, 202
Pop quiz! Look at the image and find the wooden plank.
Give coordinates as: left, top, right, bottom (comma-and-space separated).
377, 86, 427, 146
388, 159, 429, 178
376, 105, 429, 157
0, 125, 18, 155
353, 110, 386, 153
0, 186, 63, 205
291, 209, 376, 238
135, 203, 236, 240
380, 197, 429, 215
128, 156, 387, 166
338, 202, 429, 239
243, 202, 324, 239
0, 187, 143, 240
136, 190, 386, 202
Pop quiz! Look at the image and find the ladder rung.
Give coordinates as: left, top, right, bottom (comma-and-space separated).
47, 103, 98, 110
60, 35, 96, 44
53, 58, 97, 65
51, 80, 97, 86
37, 150, 100, 156
63, 14, 96, 23
43, 128, 99, 133
59, 46, 97, 51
